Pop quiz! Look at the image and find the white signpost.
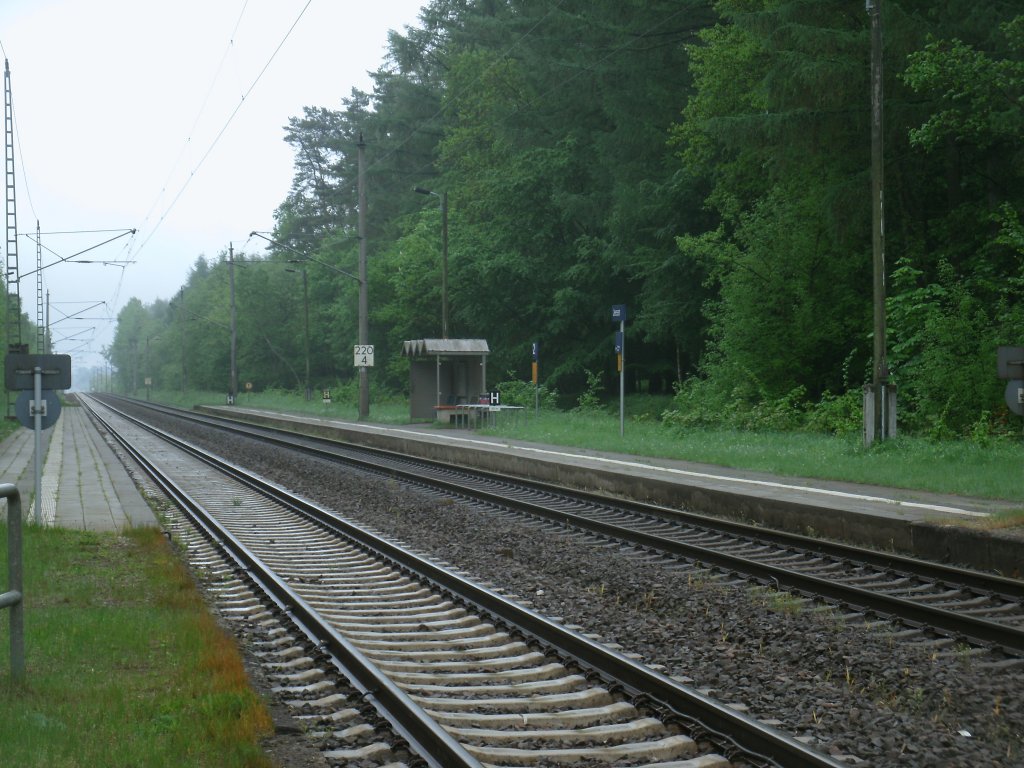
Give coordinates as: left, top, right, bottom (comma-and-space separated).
354, 345, 375, 368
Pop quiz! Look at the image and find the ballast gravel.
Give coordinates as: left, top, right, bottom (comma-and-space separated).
129, 410, 1024, 767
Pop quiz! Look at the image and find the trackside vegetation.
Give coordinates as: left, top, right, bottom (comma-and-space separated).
97, 2, 1022, 446
486, 410, 1024, 504
0, 526, 274, 768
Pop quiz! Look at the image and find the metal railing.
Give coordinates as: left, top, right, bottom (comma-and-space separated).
0, 482, 24, 681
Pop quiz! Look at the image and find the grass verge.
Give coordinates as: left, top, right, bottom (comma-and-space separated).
0, 525, 273, 768
481, 411, 1024, 502
143, 388, 1023, 501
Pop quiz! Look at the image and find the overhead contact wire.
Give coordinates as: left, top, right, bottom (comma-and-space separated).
130, 0, 311, 262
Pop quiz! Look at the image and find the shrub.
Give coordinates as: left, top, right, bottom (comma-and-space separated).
661, 371, 810, 432
573, 369, 606, 413
493, 375, 559, 410
663, 374, 865, 436
803, 390, 862, 436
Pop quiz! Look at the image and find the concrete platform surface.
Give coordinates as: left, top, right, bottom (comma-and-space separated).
4, 397, 1016, 575
198, 406, 1024, 577
0, 404, 156, 531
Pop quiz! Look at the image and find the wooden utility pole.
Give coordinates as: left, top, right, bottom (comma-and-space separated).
441, 190, 449, 339
229, 243, 237, 403
867, 0, 891, 443
357, 134, 369, 420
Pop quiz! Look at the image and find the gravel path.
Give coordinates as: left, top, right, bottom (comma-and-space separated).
136, 410, 1024, 767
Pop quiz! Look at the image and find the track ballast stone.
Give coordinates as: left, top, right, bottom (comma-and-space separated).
130, 408, 1024, 768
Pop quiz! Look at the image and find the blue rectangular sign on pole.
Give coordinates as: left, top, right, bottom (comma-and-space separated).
612, 305, 626, 437
531, 341, 540, 411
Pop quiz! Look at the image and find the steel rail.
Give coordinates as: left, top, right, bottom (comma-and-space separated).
85, 395, 845, 768
84, 400, 481, 768
119, 397, 1024, 599
109, 397, 1024, 655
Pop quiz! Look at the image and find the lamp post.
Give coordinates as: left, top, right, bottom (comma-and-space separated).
414, 186, 449, 339
285, 265, 310, 400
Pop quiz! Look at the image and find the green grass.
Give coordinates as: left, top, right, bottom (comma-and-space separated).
0, 416, 17, 443
0, 526, 273, 768
480, 410, 1024, 502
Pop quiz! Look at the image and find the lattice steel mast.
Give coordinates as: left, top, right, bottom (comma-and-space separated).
4, 58, 22, 356
34, 220, 44, 352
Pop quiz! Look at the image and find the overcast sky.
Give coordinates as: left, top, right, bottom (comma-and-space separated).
0, 0, 426, 370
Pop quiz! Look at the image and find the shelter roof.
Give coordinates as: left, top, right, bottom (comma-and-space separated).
402, 338, 490, 357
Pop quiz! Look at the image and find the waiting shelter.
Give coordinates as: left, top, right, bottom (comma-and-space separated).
402, 338, 489, 421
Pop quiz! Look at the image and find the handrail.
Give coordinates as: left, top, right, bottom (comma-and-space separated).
0, 482, 24, 682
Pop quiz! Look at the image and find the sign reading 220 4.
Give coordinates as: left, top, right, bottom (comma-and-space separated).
353, 345, 375, 367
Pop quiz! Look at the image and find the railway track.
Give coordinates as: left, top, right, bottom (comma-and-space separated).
100, 395, 1024, 660
81, 395, 845, 767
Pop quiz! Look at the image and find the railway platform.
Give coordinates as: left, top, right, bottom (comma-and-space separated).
2, 397, 1018, 573
0, 402, 156, 531
198, 405, 1024, 577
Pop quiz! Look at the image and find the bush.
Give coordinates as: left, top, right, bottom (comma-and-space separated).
493, 376, 559, 410
663, 374, 863, 436
659, 374, 735, 430
628, 394, 675, 423
573, 369, 606, 413
803, 390, 862, 436
661, 372, 810, 432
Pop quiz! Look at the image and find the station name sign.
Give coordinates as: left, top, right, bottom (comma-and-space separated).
4, 353, 72, 391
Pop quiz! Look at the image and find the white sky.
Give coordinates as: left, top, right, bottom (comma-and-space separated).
0, 0, 426, 370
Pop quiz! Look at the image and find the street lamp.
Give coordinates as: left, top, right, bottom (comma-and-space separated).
285, 265, 311, 400
414, 186, 449, 339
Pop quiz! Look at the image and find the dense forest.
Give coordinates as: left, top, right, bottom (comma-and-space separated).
106, 0, 1023, 437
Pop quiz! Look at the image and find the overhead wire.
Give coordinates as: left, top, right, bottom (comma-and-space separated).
133, 0, 251, 243
11, 5, 680, 361
0, 40, 38, 233
129, 0, 313, 262
89, 2, 306, 362
0, 35, 127, 359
